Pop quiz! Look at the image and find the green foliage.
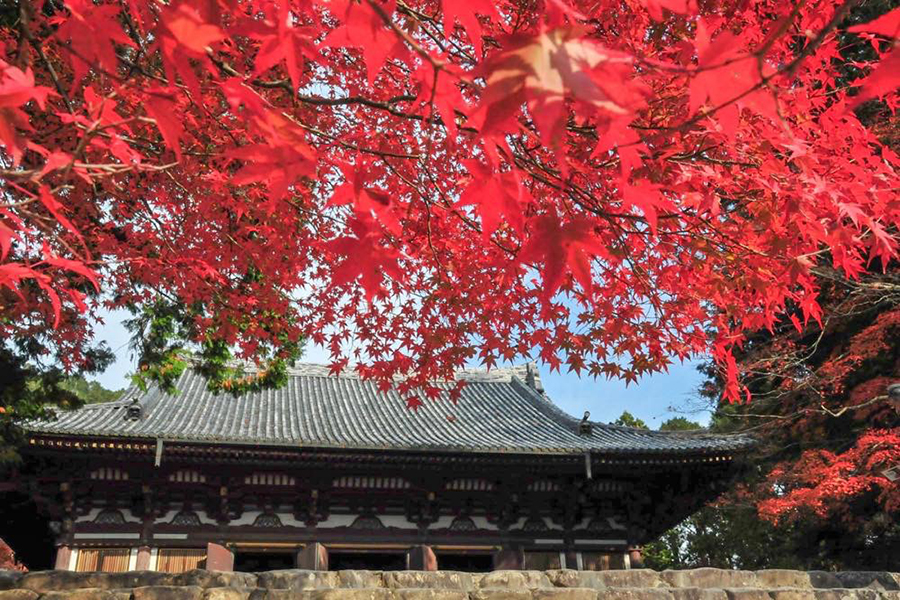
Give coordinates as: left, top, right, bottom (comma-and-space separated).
658, 417, 702, 431
0, 345, 114, 465
58, 376, 123, 405
125, 298, 301, 396
611, 410, 648, 429
643, 505, 798, 570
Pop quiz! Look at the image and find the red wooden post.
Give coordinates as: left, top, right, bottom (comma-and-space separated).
296, 542, 328, 570
407, 545, 437, 571
627, 546, 643, 569
493, 547, 524, 570
135, 546, 152, 570
54, 546, 72, 570
205, 542, 234, 571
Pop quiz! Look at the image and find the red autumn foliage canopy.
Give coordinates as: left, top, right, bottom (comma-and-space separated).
1, 0, 899, 400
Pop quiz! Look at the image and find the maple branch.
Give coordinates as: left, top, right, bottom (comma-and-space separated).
210, 56, 420, 118
394, 0, 478, 65
632, 0, 862, 138
289, 117, 421, 160
365, 0, 444, 70
18, 2, 74, 114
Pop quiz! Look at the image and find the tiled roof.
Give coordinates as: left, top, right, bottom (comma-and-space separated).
25, 364, 754, 455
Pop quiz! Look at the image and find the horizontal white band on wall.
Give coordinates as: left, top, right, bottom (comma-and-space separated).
153, 533, 189, 539
73, 533, 140, 539
533, 539, 565, 544
573, 539, 627, 545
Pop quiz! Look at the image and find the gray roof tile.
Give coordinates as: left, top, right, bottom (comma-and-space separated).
25, 364, 754, 455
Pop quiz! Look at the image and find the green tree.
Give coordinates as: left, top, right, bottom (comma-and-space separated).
658, 417, 702, 431
58, 377, 123, 405
0, 346, 114, 465
611, 411, 648, 429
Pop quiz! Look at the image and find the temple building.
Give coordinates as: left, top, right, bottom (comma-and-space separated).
18, 364, 753, 573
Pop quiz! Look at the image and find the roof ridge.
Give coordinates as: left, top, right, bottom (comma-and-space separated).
198, 360, 543, 385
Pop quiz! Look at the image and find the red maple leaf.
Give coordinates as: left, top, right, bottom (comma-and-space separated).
455, 159, 527, 239
325, 214, 404, 304
519, 213, 599, 303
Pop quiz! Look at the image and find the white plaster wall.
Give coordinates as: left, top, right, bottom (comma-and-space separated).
314, 514, 357, 528
154, 509, 219, 525
197, 510, 217, 525
514, 516, 564, 531
229, 510, 262, 526
75, 507, 141, 524
572, 515, 627, 531
429, 516, 455, 528
155, 509, 180, 524
278, 513, 306, 528
75, 508, 103, 523
378, 515, 416, 529
469, 517, 499, 531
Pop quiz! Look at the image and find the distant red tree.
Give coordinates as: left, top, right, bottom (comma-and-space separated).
0, 537, 26, 571
701, 264, 900, 562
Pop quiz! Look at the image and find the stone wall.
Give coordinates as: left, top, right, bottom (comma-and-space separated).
1, 569, 899, 600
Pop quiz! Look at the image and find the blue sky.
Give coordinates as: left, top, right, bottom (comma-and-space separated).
91, 309, 713, 428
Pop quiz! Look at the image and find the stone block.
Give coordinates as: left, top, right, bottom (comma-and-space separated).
478, 572, 551, 590
814, 590, 880, 600
0, 590, 37, 600
132, 586, 203, 600
594, 571, 666, 589
769, 589, 817, 600
173, 572, 257, 589
21, 572, 100, 592
663, 570, 759, 590
834, 573, 899, 591
384, 572, 475, 591
201, 588, 253, 600
722, 589, 771, 600
808, 575, 842, 590
256, 571, 338, 591
545, 572, 579, 589
670, 588, 729, 600
469, 589, 531, 600
758, 572, 812, 589
337, 572, 386, 590
532, 586, 598, 600
0, 573, 25, 592
313, 589, 395, 600
394, 589, 468, 600
248, 590, 311, 600
104, 574, 176, 590
40, 589, 123, 600
586, 589, 671, 600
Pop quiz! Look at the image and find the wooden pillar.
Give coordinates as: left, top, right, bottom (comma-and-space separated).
493, 547, 524, 570
627, 546, 643, 569
407, 545, 437, 571
296, 542, 328, 570
206, 542, 234, 571
135, 546, 152, 570
54, 546, 72, 570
